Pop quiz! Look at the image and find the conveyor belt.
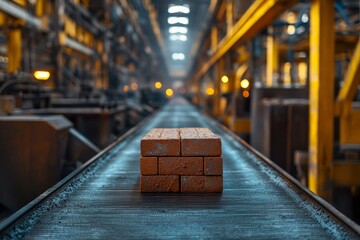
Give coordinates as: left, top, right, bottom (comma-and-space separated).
1, 97, 360, 239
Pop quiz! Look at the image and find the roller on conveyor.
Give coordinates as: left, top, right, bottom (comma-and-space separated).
1, 97, 359, 239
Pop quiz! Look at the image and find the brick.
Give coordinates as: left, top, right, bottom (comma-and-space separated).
180, 128, 221, 156
141, 128, 180, 156
140, 157, 158, 175
204, 157, 223, 175
181, 176, 223, 193
140, 175, 179, 192
159, 157, 203, 175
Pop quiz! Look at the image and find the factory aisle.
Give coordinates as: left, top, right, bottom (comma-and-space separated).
1, 97, 358, 239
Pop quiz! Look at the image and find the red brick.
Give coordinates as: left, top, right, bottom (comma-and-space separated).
180, 128, 221, 156
159, 157, 203, 175
140, 157, 158, 175
181, 176, 223, 193
140, 175, 179, 192
141, 128, 180, 156
204, 157, 223, 175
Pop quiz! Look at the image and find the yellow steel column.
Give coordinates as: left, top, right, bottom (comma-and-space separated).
214, 58, 224, 116
309, 0, 334, 200
226, 0, 233, 33
266, 33, 279, 87
7, 23, 22, 73
211, 26, 218, 52
35, 0, 45, 17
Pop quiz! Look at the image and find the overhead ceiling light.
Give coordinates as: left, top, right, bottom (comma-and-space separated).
301, 13, 309, 23
169, 34, 187, 41
169, 26, 188, 34
172, 53, 185, 60
287, 25, 296, 35
168, 4, 190, 14
165, 88, 174, 97
168, 17, 189, 25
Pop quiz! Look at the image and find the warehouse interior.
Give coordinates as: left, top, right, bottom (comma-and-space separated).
0, 0, 360, 238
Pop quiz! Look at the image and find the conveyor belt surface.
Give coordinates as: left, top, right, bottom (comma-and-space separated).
1, 97, 360, 239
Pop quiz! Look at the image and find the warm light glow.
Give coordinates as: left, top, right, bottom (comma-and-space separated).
169, 26, 188, 34
168, 4, 190, 14
123, 85, 129, 92
286, 12, 297, 24
240, 79, 250, 89
131, 83, 138, 91
287, 25, 296, 35
34, 71, 50, 80
172, 53, 185, 60
243, 90, 250, 98
168, 17, 189, 25
155, 81, 162, 89
169, 34, 187, 41
298, 62, 307, 85
166, 88, 174, 97
283, 62, 291, 85
221, 75, 229, 83
206, 87, 215, 96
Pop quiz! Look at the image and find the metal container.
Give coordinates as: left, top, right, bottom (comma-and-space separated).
0, 115, 72, 211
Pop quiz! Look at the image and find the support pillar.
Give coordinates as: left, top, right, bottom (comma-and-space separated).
266, 32, 279, 87
308, 0, 335, 201
214, 58, 225, 116
7, 22, 22, 73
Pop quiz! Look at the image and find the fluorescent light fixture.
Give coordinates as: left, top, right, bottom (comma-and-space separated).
169, 26, 188, 34
168, 17, 189, 25
169, 34, 187, 41
172, 53, 185, 60
168, 4, 190, 14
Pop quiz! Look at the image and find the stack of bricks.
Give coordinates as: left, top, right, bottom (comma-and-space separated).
140, 128, 222, 193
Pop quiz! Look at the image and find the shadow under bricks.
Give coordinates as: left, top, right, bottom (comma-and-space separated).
139, 193, 223, 209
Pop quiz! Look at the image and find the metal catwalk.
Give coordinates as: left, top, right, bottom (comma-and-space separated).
1, 97, 359, 239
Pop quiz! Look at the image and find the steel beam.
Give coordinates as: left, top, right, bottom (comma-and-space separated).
0, 0, 42, 29
337, 40, 360, 104
308, 0, 335, 200
194, 0, 298, 82
64, 37, 95, 56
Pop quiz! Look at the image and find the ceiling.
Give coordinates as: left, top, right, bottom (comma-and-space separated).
151, 0, 212, 80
